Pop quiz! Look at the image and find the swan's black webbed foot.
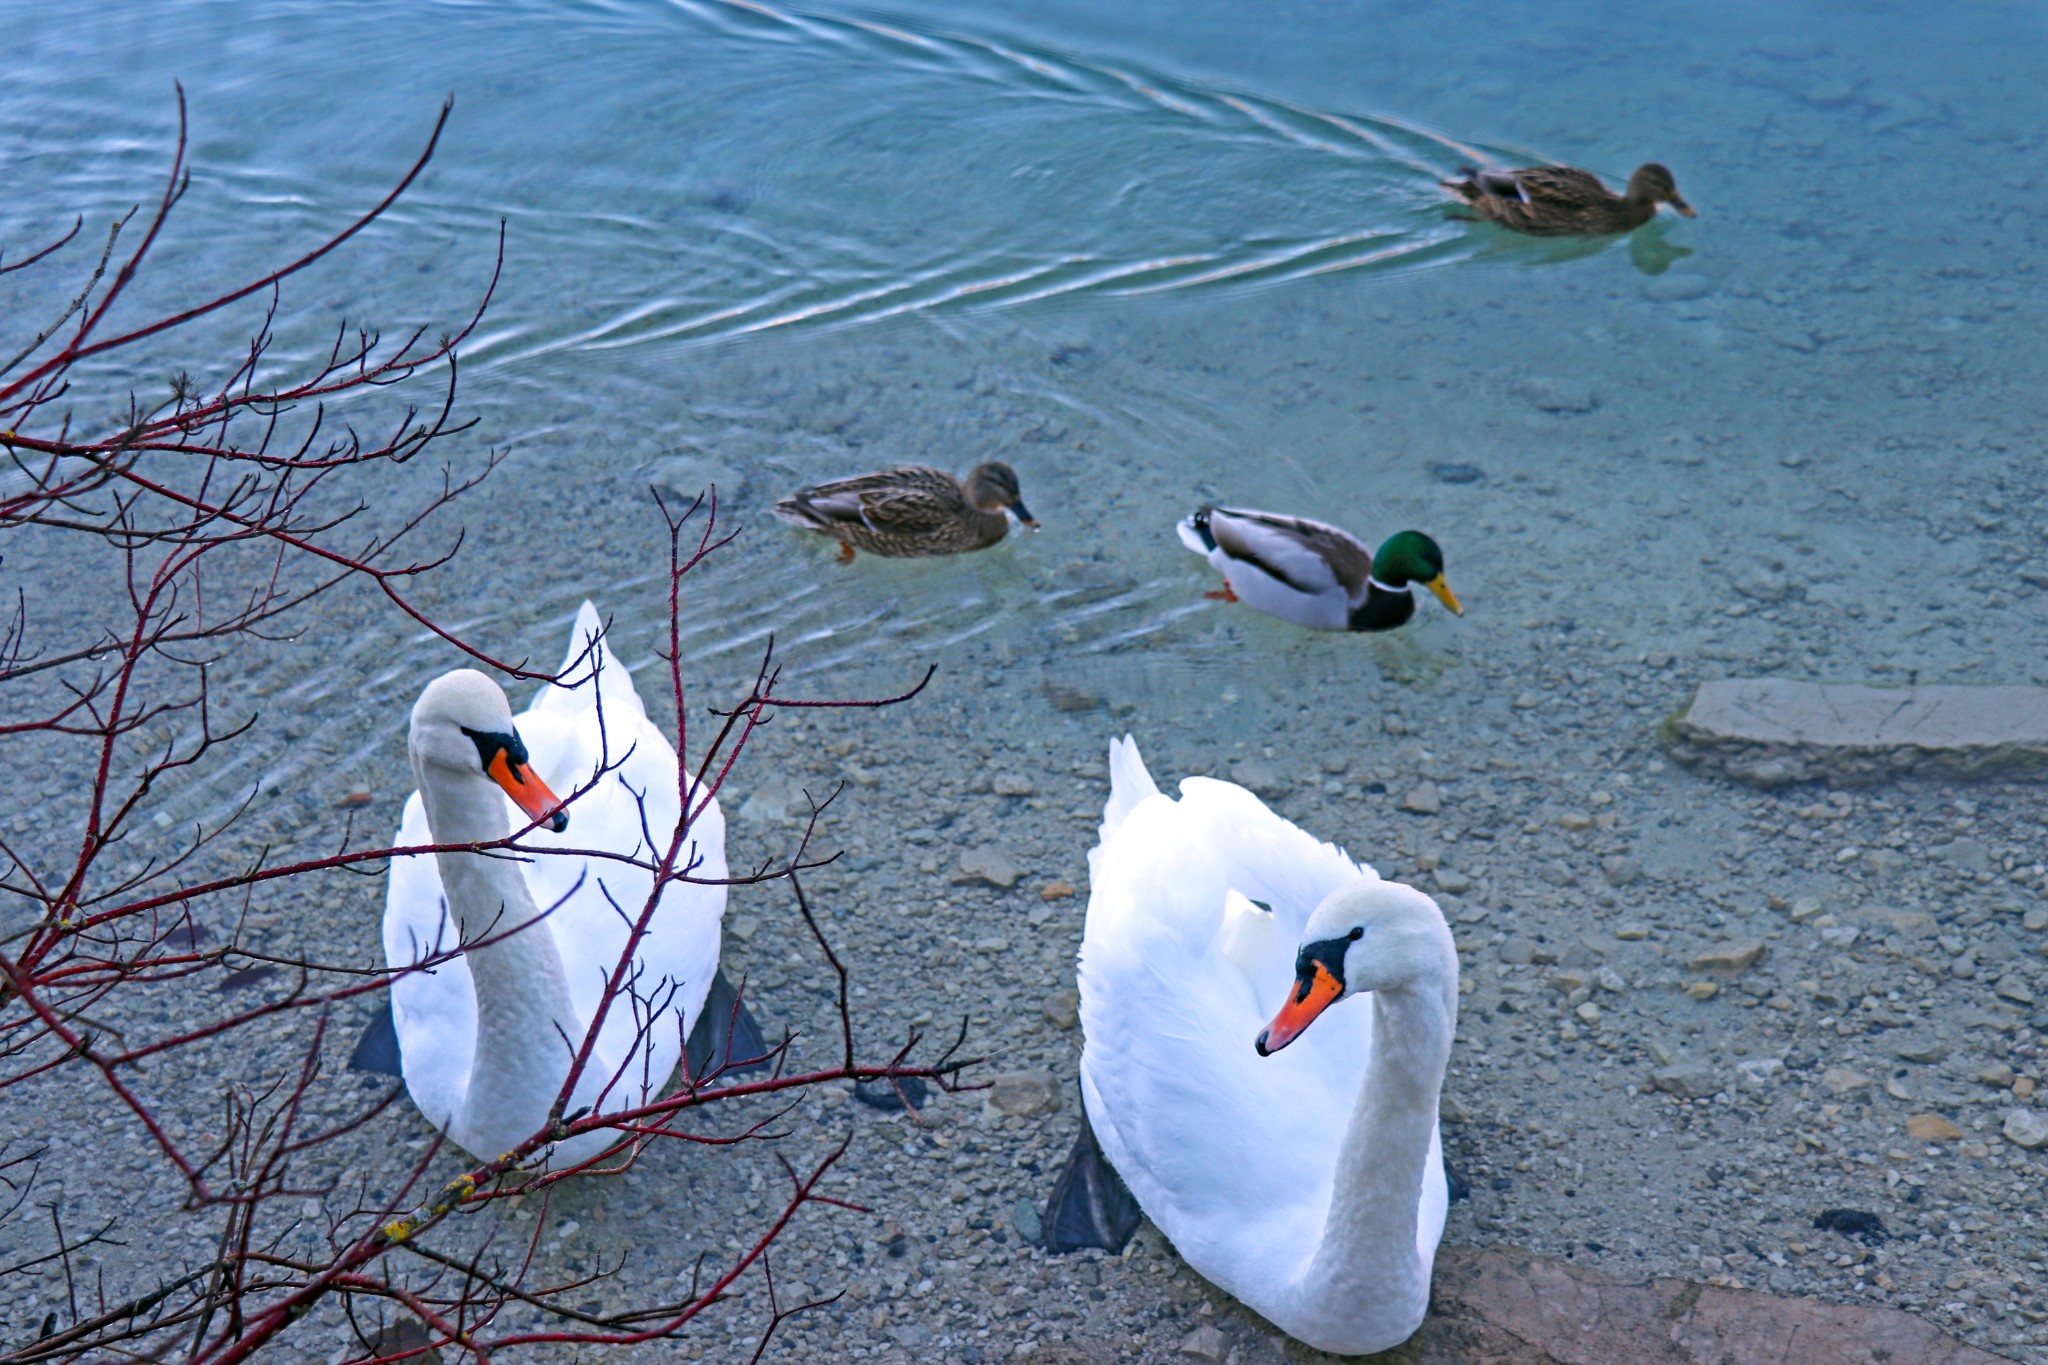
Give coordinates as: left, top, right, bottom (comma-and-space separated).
1043, 1113, 1141, 1254
686, 968, 771, 1081
1443, 1152, 1471, 1204
348, 1000, 404, 1077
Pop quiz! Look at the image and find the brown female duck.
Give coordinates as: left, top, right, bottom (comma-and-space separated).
1441, 162, 1694, 237
773, 461, 1037, 561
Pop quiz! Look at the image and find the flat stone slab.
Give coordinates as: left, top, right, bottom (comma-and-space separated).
1662, 679, 2048, 787
1359, 1244, 2015, 1364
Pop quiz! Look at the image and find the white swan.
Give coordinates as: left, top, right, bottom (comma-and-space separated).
1067, 737, 1458, 1355
381, 602, 730, 1165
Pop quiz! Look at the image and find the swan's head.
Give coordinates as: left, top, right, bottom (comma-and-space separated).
409, 669, 569, 833
1255, 879, 1450, 1056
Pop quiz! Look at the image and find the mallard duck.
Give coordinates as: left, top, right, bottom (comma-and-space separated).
1043, 737, 1458, 1354
1441, 162, 1694, 237
773, 462, 1037, 561
1177, 507, 1461, 632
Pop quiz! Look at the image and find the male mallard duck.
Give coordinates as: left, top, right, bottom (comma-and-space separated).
773, 462, 1037, 562
1177, 507, 1461, 632
1440, 162, 1694, 237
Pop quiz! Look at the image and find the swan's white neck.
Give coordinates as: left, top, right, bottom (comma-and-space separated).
1287, 974, 1456, 1353
415, 764, 592, 1159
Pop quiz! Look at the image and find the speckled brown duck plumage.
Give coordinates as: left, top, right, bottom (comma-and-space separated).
773, 461, 1037, 561
1441, 162, 1695, 237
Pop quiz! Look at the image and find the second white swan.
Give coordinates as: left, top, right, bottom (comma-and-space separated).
1052, 737, 1458, 1355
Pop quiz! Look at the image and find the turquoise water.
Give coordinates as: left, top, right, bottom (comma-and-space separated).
4, 0, 2044, 800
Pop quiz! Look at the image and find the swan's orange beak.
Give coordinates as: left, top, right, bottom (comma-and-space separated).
487, 748, 568, 834
1255, 960, 1342, 1056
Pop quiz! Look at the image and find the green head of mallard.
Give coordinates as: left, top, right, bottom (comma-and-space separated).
1626, 163, 1695, 218
1372, 531, 1462, 615
966, 461, 1038, 528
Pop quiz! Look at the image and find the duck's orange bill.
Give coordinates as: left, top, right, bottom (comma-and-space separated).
487, 749, 569, 833
1424, 574, 1464, 616
1255, 960, 1343, 1056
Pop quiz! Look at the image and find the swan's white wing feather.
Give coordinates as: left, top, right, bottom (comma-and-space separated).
1078, 774, 1375, 1300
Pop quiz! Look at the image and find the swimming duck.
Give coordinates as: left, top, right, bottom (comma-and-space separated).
1440, 162, 1694, 237
1177, 507, 1461, 632
1044, 737, 1458, 1354
773, 462, 1037, 561
365, 603, 760, 1165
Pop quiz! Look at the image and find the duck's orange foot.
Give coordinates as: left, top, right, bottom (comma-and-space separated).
1203, 584, 1239, 603
835, 541, 856, 565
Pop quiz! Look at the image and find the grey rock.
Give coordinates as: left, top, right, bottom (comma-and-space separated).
1400, 781, 1443, 815
1010, 1196, 1042, 1244
1433, 867, 1473, 895
1497, 937, 1553, 966
738, 775, 808, 825
985, 1069, 1061, 1117
1041, 988, 1079, 1030
991, 772, 1036, 797
1517, 377, 1598, 414
1600, 855, 1641, 888
955, 847, 1019, 889
1642, 272, 1713, 303
1649, 1062, 1724, 1099
1994, 973, 2036, 1005
1892, 1037, 1948, 1064
2001, 1109, 2048, 1149
1736, 1058, 1786, 1088
1177, 1325, 1228, 1362
1663, 679, 2048, 786
1230, 756, 1290, 798
649, 451, 750, 503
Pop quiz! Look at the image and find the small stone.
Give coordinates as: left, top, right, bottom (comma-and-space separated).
1649, 1063, 1723, 1099
2024, 907, 2048, 933
1041, 989, 1079, 1030
1518, 376, 1597, 413
1788, 895, 1825, 923
1400, 782, 1442, 815
1177, 1325, 1228, 1363
1732, 566, 1791, 604
1892, 1037, 1947, 1064
1497, 937, 1552, 966
1010, 1197, 1043, 1245
991, 772, 1036, 797
1736, 1058, 1785, 1088
985, 1069, 1061, 1117
1994, 973, 2036, 1005
1600, 856, 1640, 888
1822, 1066, 1874, 1096
1688, 942, 1765, 975
1614, 924, 1651, 941
1557, 812, 1594, 832
1642, 272, 1713, 303
954, 847, 1019, 889
1906, 1113, 1963, 1142
1230, 756, 1290, 797
2017, 1077, 2038, 1100
1039, 880, 1077, 901
2001, 1109, 2048, 1149
1978, 1063, 2016, 1088
1575, 1001, 1602, 1025
1439, 1094, 1471, 1124
1433, 867, 1472, 895
726, 914, 759, 943
1685, 981, 1720, 1001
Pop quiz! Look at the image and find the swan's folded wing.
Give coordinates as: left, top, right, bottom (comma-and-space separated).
1078, 789, 1374, 1295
